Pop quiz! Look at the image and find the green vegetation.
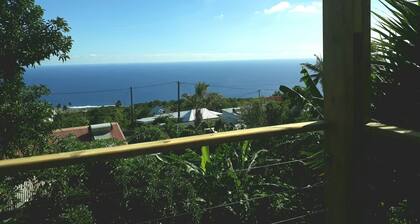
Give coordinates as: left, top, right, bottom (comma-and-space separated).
1, 0, 419, 223
1, 68, 325, 224
0, 0, 72, 159
371, 0, 420, 129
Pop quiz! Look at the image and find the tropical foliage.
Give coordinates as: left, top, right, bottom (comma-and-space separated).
371, 0, 420, 129
0, 0, 72, 81
0, 0, 72, 158
301, 55, 323, 86
4, 0, 420, 223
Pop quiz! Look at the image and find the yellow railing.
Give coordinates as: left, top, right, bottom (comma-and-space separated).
366, 122, 420, 144
0, 121, 326, 173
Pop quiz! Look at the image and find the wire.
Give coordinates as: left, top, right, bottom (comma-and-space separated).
208, 84, 254, 90
132, 81, 176, 89
50, 81, 177, 95
179, 81, 196, 86
233, 90, 259, 98
9, 155, 319, 210
138, 183, 323, 224
233, 159, 306, 173
270, 209, 326, 224
261, 88, 278, 92
180, 81, 265, 91
49, 81, 277, 97
50, 87, 128, 95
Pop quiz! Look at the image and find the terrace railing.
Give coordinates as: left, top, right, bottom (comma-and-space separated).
0, 121, 326, 173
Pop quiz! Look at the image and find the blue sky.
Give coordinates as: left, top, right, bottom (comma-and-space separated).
36, 0, 383, 65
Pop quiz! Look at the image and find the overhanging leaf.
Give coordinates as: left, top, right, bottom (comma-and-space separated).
200, 145, 210, 172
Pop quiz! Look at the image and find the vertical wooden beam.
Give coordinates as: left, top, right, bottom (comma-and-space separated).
323, 0, 370, 223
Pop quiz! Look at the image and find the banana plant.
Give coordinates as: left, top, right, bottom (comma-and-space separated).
300, 54, 323, 86
279, 61, 326, 173
280, 67, 324, 120
200, 145, 210, 172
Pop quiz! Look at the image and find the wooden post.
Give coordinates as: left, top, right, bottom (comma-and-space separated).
323, 0, 370, 223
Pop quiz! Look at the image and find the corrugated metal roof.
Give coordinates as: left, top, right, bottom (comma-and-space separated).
136, 108, 222, 124
52, 122, 126, 142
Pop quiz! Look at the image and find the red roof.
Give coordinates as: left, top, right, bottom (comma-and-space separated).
52, 122, 126, 142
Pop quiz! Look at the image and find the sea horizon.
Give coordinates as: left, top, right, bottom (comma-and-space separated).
38, 57, 314, 67
25, 58, 313, 106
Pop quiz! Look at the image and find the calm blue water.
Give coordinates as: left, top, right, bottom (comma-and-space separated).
24, 59, 308, 106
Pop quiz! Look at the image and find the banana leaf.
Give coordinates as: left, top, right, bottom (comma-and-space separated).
200, 145, 210, 172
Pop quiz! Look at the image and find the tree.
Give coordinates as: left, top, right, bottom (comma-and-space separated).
0, 83, 54, 158
115, 100, 122, 107
194, 82, 208, 126
0, 0, 72, 158
0, 0, 72, 81
300, 55, 323, 86
241, 101, 266, 128
129, 125, 168, 143
182, 82, 210, 127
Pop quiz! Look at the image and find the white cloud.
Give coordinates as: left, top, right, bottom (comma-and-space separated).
89, 53, 98, 57
263, 1, 291, 15
290, 1, 321, 13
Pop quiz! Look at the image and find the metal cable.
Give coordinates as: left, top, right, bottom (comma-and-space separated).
270, 209, 326, 224
138, 182, 324, 224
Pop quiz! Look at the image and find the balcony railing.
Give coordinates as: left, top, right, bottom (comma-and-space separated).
1, 120, 415, 174
0, 121, 326, 173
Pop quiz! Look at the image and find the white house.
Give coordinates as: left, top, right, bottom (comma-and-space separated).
137, 108, 222, 124
149, 106, 167, 116
221, 107, 242, 124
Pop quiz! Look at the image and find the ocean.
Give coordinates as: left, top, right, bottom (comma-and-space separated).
24, 59, 309, 106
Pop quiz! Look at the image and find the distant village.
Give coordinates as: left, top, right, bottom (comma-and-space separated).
52, 105, 244, 143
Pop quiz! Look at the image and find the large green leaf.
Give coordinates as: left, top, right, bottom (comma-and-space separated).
300, 68, 323, 99
240, 140, 251, 167
200, 145, 210, 172
280, 85, 324, 119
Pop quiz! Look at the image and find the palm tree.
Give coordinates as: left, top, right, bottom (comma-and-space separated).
182, 82, 210, 127
194, 82, 209, 126
371, 0, 420, 129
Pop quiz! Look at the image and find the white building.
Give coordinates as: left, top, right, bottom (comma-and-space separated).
149, 106, 167, 116
221, 107, 242, 124
137, 108, 222, 124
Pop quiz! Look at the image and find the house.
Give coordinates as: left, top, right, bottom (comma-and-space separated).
65, 105, 115, 112
137, 108, 222, 124
265, 96, 283, 102
52, 122, 126, 142
221, 107, 242, 124
9, 123, 126, 210
149, 106, 167, 116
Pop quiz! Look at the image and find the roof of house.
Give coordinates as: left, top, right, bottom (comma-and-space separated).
180, 108, 222, 122
67, 105, 115, 110
265, 96, 283, 101
52, 122, 126, 142
137, 108, 222, 124
222, 107, 241, 115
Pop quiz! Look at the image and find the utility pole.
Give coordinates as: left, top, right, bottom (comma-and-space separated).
177, 81, 181, 123
130, 87, 134, 124
258, 89, 261, 98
